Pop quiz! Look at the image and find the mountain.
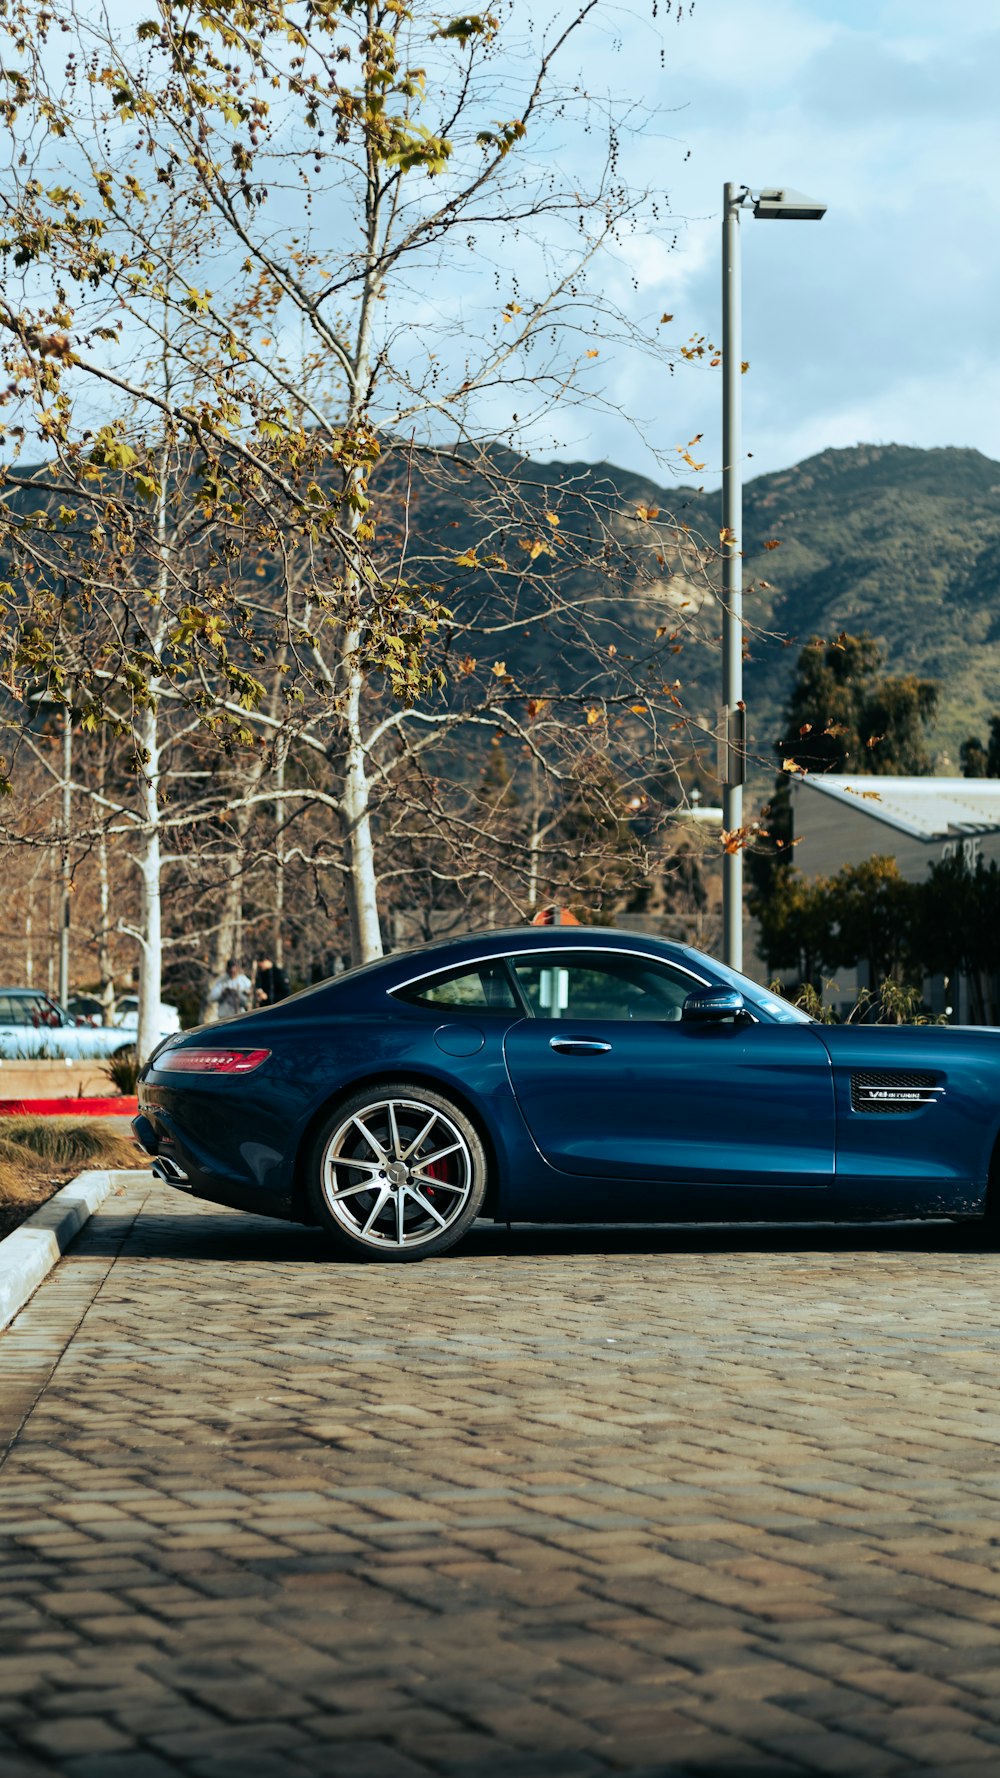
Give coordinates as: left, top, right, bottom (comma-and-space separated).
10, 436, 997, 799
496, 441, 1000, 785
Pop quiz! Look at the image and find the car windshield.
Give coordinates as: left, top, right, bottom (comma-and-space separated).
704, 959, 813, 1024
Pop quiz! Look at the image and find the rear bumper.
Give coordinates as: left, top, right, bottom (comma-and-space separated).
132, 1103, 298, 1221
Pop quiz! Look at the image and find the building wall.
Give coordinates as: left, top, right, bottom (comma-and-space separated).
785, 781, 1000, 1022
790, 782, 1000, 885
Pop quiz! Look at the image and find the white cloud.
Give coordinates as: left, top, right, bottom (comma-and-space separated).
557, 0, 1000, 484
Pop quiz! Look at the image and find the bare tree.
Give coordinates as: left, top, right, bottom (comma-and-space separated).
0, 0, 719, 1007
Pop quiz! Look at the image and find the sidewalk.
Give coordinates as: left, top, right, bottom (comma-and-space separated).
3, 1181, 1000, 1775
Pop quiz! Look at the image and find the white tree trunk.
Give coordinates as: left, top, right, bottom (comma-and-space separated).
343, 649, 383, 965
273, 741, 285, 969
213, 842, 246, 977
137, 819, 162, 1064
336, 115, 385, 967
136, 438, 169, 1063
97, 826, 115, 1020
135, 693, 163, 1064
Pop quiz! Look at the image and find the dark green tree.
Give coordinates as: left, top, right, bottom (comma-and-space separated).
749, 632, 940, 924
959, 716, 1000, 778
911, 853, 1000, 1023
776, 634, 939, 776
823, 856, 919, 991
753, 870, 837, 985
755, 855, 918, 994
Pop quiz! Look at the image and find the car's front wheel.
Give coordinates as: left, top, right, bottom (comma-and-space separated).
307, 1081, 488, 1261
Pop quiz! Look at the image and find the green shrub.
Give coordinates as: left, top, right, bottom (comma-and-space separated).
102, 1049, 139, 1095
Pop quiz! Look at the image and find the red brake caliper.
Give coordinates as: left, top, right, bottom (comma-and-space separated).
421, 1156, 450, 1196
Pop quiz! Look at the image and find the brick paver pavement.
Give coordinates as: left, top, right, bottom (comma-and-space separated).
4, 1174, 1000, 1778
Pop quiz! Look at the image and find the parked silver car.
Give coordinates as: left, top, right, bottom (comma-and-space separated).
0, 989, 136, 1059
111, 995, 181, 1038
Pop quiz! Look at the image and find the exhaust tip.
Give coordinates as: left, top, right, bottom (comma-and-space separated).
152, 1156, 190, 1186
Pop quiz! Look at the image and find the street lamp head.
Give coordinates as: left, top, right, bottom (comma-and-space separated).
752, 187, 827, 222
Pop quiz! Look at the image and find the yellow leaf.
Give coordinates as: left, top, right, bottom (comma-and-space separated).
491, 660, 507, 677
659, 313, 673, 323
586, 707, 601, 725
782, 758, 804, 774
585, 349, 599, 358
518, 537, 553, 560
454, 549, 480, 568
544, 510, 559, 528
635, 504, 660, 523
630, 704, 648, 715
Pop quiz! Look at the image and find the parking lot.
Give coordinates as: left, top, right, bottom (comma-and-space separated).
3, 1175, 1000, 1776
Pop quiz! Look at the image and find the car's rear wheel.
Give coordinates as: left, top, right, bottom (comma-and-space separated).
307, 1081, 488, 1261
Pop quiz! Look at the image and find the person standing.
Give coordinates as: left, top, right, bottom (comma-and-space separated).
208, 958, 253, 1021
253, 954, 288, 1007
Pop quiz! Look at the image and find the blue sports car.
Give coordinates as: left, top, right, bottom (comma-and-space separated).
133, 926, 1000, 1260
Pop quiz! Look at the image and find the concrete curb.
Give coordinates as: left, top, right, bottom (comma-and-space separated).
0, 1170, 118, 1333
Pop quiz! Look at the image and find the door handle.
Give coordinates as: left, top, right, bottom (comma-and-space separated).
549, 1037, 612, 1055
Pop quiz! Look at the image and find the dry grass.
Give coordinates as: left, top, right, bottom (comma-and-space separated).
0, 1118, 145, 1239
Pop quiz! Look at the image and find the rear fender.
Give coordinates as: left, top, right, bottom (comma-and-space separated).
286, 1058, 533, 1224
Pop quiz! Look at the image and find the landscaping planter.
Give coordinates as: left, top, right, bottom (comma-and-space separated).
0, 1058, 122, 1101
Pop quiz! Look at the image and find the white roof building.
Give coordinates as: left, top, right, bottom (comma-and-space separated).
790, 775, 1000, 882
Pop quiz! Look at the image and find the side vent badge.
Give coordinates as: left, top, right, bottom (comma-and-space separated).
851, 1070, 944, 1114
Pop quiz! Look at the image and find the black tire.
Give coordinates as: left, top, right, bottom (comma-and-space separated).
307, 1079, 488, 1261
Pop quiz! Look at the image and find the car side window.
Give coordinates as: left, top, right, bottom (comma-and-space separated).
7, 995, 39, 1026
511, 953, 695, 1022
396, 962, 519, 1013
20, 995, 63, 1028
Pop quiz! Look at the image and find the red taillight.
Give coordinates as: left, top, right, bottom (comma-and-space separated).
157, 1048, 271, 1075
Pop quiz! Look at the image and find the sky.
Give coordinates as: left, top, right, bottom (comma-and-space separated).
12, 0, 999, 494
533, 0, 1000, 488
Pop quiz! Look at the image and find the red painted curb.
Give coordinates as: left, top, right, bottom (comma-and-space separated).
0, 1096, 138, 1117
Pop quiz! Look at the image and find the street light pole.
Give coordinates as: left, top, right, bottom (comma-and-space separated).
718, 183, 827, 971
59, 707, 72, 1007
721, 182, 744, 971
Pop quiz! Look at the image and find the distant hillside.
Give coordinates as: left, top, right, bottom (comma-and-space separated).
712, 443, 1000, 779
471, 441, 1000, 786
10, 436, 996, 800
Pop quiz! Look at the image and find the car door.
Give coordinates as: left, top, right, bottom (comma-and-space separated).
2, 992, 53, 1057
13, 992, 81, 1057
0, 994, 25, 1057
502, 949, 836, 1191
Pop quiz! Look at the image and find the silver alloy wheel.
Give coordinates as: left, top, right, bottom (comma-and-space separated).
320, 1096, 475, 1251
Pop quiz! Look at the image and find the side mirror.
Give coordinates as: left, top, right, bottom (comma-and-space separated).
682, 986, 745, 1024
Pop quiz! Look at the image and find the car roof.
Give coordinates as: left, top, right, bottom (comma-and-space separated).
267, 926, 716, 1016
386, 924, 708, 972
